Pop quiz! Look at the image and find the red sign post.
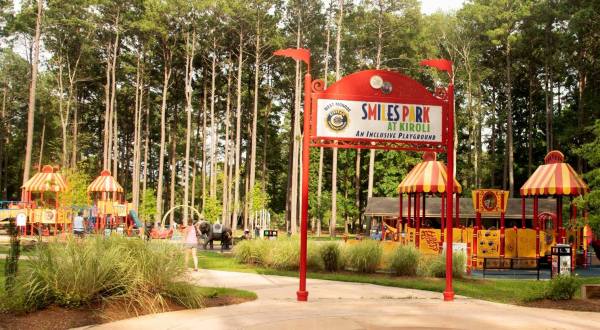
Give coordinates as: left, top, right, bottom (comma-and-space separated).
275, 49, 456, 302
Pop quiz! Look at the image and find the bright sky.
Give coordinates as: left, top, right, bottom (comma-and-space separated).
420, 0, 465, 14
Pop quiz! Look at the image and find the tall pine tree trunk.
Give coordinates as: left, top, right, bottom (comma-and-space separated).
156, 48, 172, 226
233, 32, 244, 231
183, 31, 196, 224
505, 40, 514, 196
331, 0, 343, 237
23, 0, 43, 184
209, 37, 218, 198
248, 16, 261, 226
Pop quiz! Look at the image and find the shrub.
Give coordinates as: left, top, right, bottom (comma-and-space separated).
388, 245, 420, 276
233, 239, 270, 265
422, 252, 466, 278
0, 237, 199, 314
344, 240, 382, 273
545, 275, 580, 300
320, 242, 343, 272
307, 241, 323, 271
265, 238, 299, 270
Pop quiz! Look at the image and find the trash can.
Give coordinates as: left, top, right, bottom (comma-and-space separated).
551, 244, 572, 278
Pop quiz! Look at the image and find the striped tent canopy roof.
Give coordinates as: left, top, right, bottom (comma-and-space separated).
21, 165, 67, 192
398, 152, 462, 194
87, 170, 124, 193
520, 150, 589, 196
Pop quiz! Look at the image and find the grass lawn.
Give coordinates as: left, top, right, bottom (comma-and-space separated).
198, 251, 600, 304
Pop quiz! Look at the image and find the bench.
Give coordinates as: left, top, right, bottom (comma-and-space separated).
483, 257, 540, 280
582, 285, 600, 299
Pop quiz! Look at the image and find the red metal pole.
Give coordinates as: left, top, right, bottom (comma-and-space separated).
558, 196, 564, 243
500, 192, 505, 258
399, 193, 403, 230
534, 196, 539, 259
408, 193, 412, 228
297, 70, 311, 302
521, 196, 526, 229
444, 83, 455, 301
473, 191, 479, 270
415, 192, 421, 248
440, 194, 445, 252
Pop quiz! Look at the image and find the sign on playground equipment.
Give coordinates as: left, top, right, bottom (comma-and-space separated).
315, 99, 443, 143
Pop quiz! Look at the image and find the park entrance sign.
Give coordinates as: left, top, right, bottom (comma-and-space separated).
316, 99, 443, 143
274, 49, 456, 302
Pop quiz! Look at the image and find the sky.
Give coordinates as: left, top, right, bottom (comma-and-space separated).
420, 0, 465, 14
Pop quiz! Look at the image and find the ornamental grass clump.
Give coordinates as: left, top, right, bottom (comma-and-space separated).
344, 240, 382, 273
265, 237, 300, 270
0, 237, 202, 314
545, 274, 580, 300
320, 242, 343, 272
388, 245, 421, 276
233, 239, 270, 265
423, 252, 466, 278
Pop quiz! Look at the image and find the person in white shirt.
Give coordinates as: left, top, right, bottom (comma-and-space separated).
73, 211, 85, 238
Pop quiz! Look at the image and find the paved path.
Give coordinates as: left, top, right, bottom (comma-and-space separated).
92, 270, 599, 330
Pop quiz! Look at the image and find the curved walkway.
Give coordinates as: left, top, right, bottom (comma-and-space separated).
95, 270, 600, 330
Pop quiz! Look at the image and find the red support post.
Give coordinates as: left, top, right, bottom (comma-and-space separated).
558, 196, 564, 244
473, 191, 480, 270
440, 194, 445, 252
521, 196, 526, 229
443, 83, 455, 301
534, 196, 539, 259
500, 192, 505, 258
415, 192, 421, 248
408, 193, 412, 228
297, 70, 311, 302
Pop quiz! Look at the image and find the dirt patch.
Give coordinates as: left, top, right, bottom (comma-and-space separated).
0, 295, 254, 330
523, 298, 600, 313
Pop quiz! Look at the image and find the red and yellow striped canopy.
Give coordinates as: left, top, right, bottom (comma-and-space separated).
87, 170, 124, 193
398, 152, 462, 194
21, 165, 67, 192
520, 151, 588, 196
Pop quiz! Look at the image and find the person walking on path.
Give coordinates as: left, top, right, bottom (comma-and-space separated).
183, 220, 199, 271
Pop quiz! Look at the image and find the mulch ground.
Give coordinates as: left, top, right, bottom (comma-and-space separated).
0, 295, 253, 330
522, 298, 600, 313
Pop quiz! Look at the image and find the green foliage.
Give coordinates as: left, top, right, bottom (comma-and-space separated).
422, 253, 466, 279
0, 237, 201, 313
139, 188, 157, 224
249, 182, 270, 213
388, 245, 421, 276
320, 242, 343, 272
58, 169, 90, 208
202, 197, 222, 223
545, 275, 581, 300
344, 240, 382, 273
575, 120, 600, 235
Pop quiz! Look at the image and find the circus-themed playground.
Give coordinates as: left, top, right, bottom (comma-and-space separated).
363, 150, 595, 275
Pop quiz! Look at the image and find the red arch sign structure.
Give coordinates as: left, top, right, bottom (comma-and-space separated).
275, 48, 456, 302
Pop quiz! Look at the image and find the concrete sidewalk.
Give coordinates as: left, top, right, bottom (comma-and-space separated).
92, 270, 600, 330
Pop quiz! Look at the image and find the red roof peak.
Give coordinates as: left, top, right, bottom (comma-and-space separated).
544, 150, 564, 164
100, 170, 112, 176
422, 152, 437, 161
41, 165, 54, 173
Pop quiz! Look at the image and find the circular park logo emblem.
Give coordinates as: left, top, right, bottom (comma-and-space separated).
326, 107, 349, 132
